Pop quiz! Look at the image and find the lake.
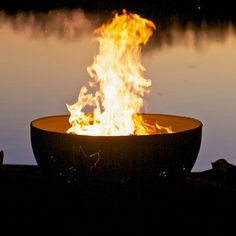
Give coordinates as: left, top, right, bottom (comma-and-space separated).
0, 9, 236, 171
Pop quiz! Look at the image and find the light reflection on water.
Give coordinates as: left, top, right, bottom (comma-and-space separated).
0, 10, 236, 171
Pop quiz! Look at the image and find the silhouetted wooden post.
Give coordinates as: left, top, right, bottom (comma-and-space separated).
0, 150, 3, 165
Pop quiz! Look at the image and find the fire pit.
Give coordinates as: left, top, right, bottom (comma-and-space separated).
31, 113, 202, 185
31, 12, 203, 187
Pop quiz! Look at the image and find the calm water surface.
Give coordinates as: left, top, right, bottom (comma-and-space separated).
0, 10, 236, 171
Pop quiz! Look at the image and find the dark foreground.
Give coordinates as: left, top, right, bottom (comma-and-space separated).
1, 159, 236, 235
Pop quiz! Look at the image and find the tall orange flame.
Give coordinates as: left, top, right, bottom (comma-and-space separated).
67, 10, 170, 136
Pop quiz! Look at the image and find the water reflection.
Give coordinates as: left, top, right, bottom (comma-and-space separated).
0, 10, 97, 39
0, 10, 236, 171
153, 22, 236, 49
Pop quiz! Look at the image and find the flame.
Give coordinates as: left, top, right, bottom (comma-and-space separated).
67, 10, 172, 136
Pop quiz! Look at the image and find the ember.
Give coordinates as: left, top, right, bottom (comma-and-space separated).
66, 10, 172, 136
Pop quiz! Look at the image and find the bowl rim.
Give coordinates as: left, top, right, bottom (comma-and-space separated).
30, 113, 203, 139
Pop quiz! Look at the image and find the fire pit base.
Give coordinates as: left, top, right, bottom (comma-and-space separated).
30, 114, 202, 188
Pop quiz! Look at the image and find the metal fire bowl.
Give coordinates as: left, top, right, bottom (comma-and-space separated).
30, 114, 202, 185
